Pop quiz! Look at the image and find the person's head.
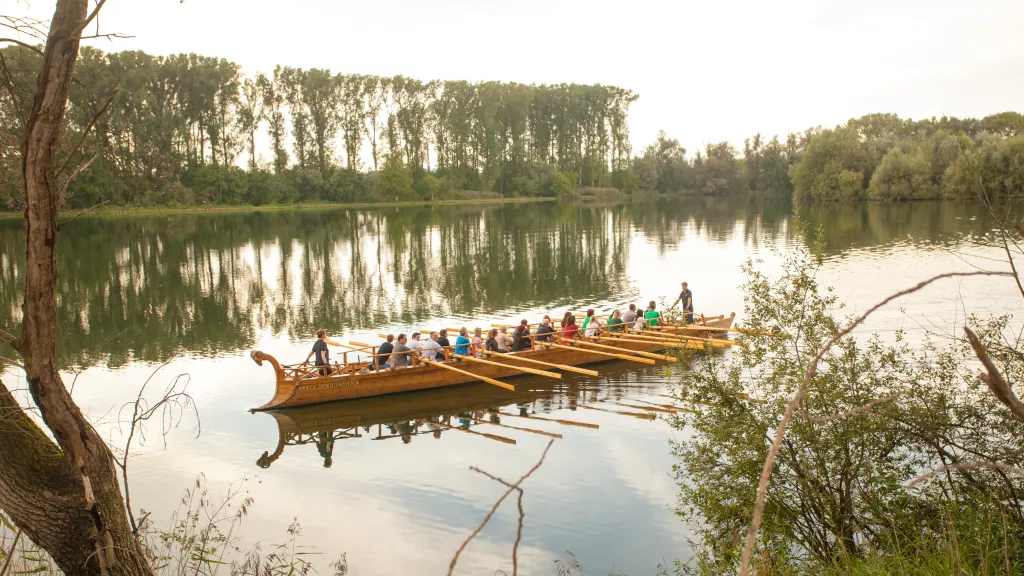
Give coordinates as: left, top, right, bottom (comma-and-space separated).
440, 328, 448, 338
398, 333, 407, 344
648, 300, 657, 310
521, 319, 528, 327
542, 316, 550, 326
460, 327, 468, 337
568, 314, 576, 325
474, 327, 482, 337
412, 332, 421, 340
316, 328, 326, 339
489, 329, 498, 338
386, 334, 395, 343
587, 308, 595, 318
562, 311, 571, 324
681, 281, 688, 290
500, 326, 508, 334
430, 331, 438, 341
516, 323, 527, 334
629, 303, 636, 312
612, 309, 621, 319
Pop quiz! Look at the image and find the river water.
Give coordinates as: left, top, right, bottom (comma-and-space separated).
0, 197, 1021, 575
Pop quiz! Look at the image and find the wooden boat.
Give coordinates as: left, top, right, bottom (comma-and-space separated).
249, 312, 735, 411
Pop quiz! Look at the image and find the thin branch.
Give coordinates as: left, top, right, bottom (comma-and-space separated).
906, 461, 1024, 489
0, 329, 19, 352
56, 88, 117, 176
75, 32, 134, 41
736, 270, 1014, 576
58, 197, 106, 229
964, 326, 1024, 421
80, 0, 108, 34
447, 439, 554, 576
808, 391, 905, 424
0, 354, 24, 370
0, 529, 22, 576
56, 154, 98, 210
0, 38, 42, 54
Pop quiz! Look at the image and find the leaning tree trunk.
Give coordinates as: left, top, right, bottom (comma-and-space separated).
2, 0, 156, 574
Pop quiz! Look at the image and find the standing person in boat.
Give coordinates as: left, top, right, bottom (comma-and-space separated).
581, 308, 602, 337
622, 304, 638, 326
607, 309, 624, 333
485, 329, 506, 354
390, 334, 412, 367
471, 327, 485, 357
454, 327, 471, 356
496, 326, 513, 352
306, 329, 331, 376
561, 314, 579, 342
535, 316, 555, 342
669, 281, 694, 324
421, 331, 443, 360
376, 334, 395, 370
437, 329, 451, 349
512, 320, 532, 351
644, 301, 661, 329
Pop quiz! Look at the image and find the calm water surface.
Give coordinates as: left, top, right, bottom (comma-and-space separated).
1, 197, 1021, 575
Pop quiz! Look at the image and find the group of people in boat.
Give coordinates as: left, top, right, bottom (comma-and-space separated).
306, 281, 695, 374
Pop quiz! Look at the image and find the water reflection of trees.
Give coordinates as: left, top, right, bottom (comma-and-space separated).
2, 199, 1013, 369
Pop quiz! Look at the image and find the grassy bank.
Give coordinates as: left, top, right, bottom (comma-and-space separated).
0, 195, 558, 220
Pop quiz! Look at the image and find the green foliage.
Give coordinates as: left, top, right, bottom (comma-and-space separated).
792, 128, 866, 201
412, 173, 440, 199
550, 171, 577, 196
379, 155, 415, 201
868, 145, 937, 200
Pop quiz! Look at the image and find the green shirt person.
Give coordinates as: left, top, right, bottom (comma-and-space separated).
643, 301, 661, 329
607, 310, 624, 333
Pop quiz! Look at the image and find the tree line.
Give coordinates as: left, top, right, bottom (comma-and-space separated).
0, 45, 636, 209
631, 111, 1024, 201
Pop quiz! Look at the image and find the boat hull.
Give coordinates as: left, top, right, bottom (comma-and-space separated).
250, 313, 735, 410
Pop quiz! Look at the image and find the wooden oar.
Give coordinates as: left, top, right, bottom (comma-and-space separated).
498, 412, 599, 429
608, 401, 678, 414
482, 351, 599, 377
537, 341, 656, 364
625, 327, 740, 347
454, 353, 561, 379
429, 419, 517, 445
466, 416, 562, 439
416, 357, 516, 391
610, 331, 738, 348
579, 404, 655, 420
633, 398, 695, 412
577, 339, 678, 361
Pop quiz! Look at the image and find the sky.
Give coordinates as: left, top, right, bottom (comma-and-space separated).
14, 0, 1024, 156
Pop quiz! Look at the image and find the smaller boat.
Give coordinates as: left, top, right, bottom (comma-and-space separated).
249, 312, 735, 411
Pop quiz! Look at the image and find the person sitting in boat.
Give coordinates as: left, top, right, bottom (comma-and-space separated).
512, 320, 532, 351
607, 309, 624, 333
437, 329, 451, 349
644, 301, 661, 329
454, 327, 471, 356
408, 332, 423, 354
376, 334, 395, 370
535, 316, 555, 342
496, 326, 513, 352
390, 334, 413, 367
421, 331, 443, 360
581, 308, 602, 337
485, 329, 507, 354
305, 329, 331, 376
561, 311, 572, 331
561, 315, 579, 342
471, 327, 484, 357
622, 304, 638, 326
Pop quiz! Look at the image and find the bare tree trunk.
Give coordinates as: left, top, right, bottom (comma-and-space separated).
8, 0, 156, 574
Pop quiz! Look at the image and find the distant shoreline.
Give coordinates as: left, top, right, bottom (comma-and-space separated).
0, 196, 561, 220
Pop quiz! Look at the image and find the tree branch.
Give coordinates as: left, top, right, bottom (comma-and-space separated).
80, 0, 107, 34
0, 38, 43, 54
737, 270, 1014, 576
447, 439, 554, 576
906, 461, 1024, 489
58, 197, 105, 229
0, 329, 19, 352
807, 391, 905, 424
56, 87, 116, 177
964, 326, 1024, 421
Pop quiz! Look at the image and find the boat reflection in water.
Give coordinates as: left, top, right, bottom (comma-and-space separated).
255, 361, 677, 469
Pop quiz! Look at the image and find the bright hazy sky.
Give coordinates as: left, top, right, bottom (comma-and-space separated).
18, 0, 1024, 156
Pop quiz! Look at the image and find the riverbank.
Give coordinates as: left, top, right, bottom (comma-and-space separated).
0, 195, 559, 220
